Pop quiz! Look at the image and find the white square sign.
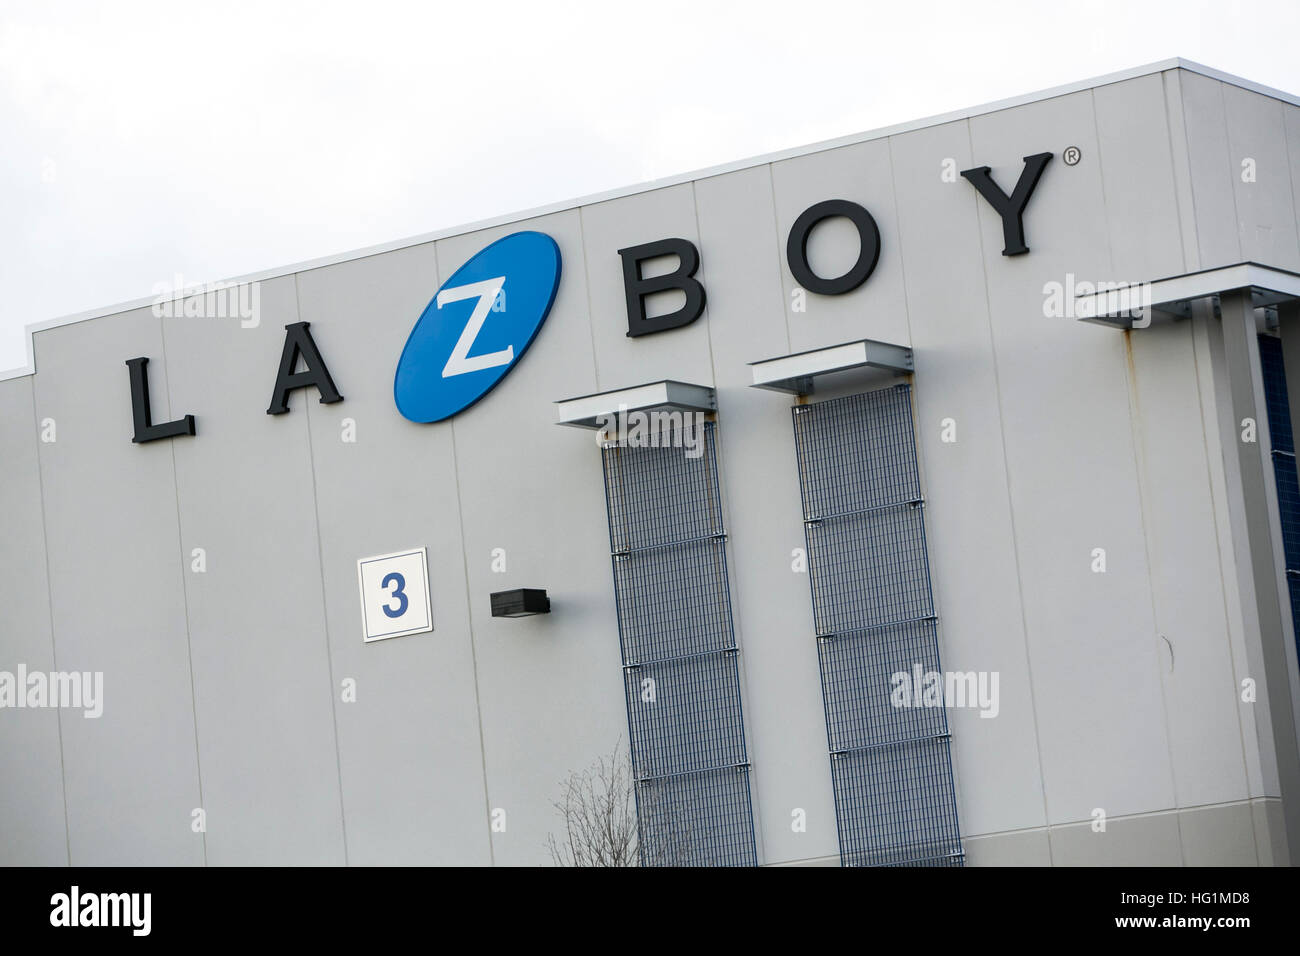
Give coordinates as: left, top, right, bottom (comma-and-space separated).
356, 547, 433, 643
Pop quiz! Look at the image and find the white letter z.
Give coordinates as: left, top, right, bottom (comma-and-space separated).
439, 276, 510, 378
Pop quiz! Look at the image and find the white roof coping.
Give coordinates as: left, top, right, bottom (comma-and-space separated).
5, 58, 1295, 381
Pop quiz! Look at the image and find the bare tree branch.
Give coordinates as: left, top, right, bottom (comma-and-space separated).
547, 742, 640, 867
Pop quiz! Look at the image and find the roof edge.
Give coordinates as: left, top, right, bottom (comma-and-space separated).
4, 57, 1295, 382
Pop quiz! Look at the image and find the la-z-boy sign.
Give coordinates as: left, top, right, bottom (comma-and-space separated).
124, 152, 1051, 441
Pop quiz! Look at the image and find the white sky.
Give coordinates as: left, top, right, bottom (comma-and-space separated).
2, 0, 1298, 373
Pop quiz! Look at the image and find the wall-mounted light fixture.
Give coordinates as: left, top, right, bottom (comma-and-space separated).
490, 588, 551, 618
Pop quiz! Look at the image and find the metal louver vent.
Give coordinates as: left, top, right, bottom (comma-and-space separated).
600, 421, 757, 866
792, 385, 963, 867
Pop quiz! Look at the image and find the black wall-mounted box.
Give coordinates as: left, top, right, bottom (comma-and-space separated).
490, 588, 551, 618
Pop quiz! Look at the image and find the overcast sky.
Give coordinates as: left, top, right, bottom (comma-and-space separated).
2, 0, 1298, 373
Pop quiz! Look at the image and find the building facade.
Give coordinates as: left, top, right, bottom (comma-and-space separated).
3, 59, 1300, 866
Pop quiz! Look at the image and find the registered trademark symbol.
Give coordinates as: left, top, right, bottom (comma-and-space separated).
1063, 146, 1082, 166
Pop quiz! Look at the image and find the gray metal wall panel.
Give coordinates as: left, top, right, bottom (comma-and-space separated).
1218, 294, 1300, 859
580, 183, 715, 390
1221, 84, 1300, 271
1180, 95, 1271, 803
1179, 800, 1259, 865
1181, 80, 1300, 837
770, 139, 910, 353
1180, 72, 1244, 268
0, 376, 68, 864
887, 118, 1047, 836
295, 242, 494, 866
1095, 76, 1256, 811
1129, 321, 1254, 808
1287, 106, 1300, 256
32, 310, 204, 865
969, 89, 1177, 824
1162, 70, 1208, 272
1195, 306, 1277, 801
436, 210, 624, 866
160, 276, 345, 865
1093, 74, 1187, 280
1049, 810, 1183, 865
694, 164, 836, 863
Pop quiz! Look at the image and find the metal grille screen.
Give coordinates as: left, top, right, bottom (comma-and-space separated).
792, 384, 963, 867
1258, 334, 1300, 669
601, 421, 757, 866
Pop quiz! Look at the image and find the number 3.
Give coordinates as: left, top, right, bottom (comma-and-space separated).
381, 571, 408, 618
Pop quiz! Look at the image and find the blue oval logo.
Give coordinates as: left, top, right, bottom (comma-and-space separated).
394, 231, 561, 423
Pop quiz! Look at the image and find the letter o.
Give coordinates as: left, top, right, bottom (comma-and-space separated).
786, 199, 880, 295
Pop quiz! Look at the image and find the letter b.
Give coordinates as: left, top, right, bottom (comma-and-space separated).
617, 238, 706, 337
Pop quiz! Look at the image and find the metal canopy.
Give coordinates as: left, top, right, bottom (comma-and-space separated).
554, 380, 716, 429
1076, 262, 1300, 330
747, 339, 913, 395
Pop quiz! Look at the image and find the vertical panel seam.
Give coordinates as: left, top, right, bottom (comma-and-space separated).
689, 181, 719, 386
159, 311, 209, 867
1096, 85, 1186, 862
886, 133, 962, 835
1166, 70, 1203, 272
576, 207, 603, 392
1159, 70, 1194, 275
29, 372, 72, 866
447, 418, 497, 866
766, 164, 793, 354
1196, 304, 1269, 803
294, 273, 351, 865
1215, 80, 1246, 263
1191, 310, 1262, 860
1118, 331, 1187, 863
964, 117, 1054, 860
689, 179, 761, 859
1277, 102, 1300, 267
